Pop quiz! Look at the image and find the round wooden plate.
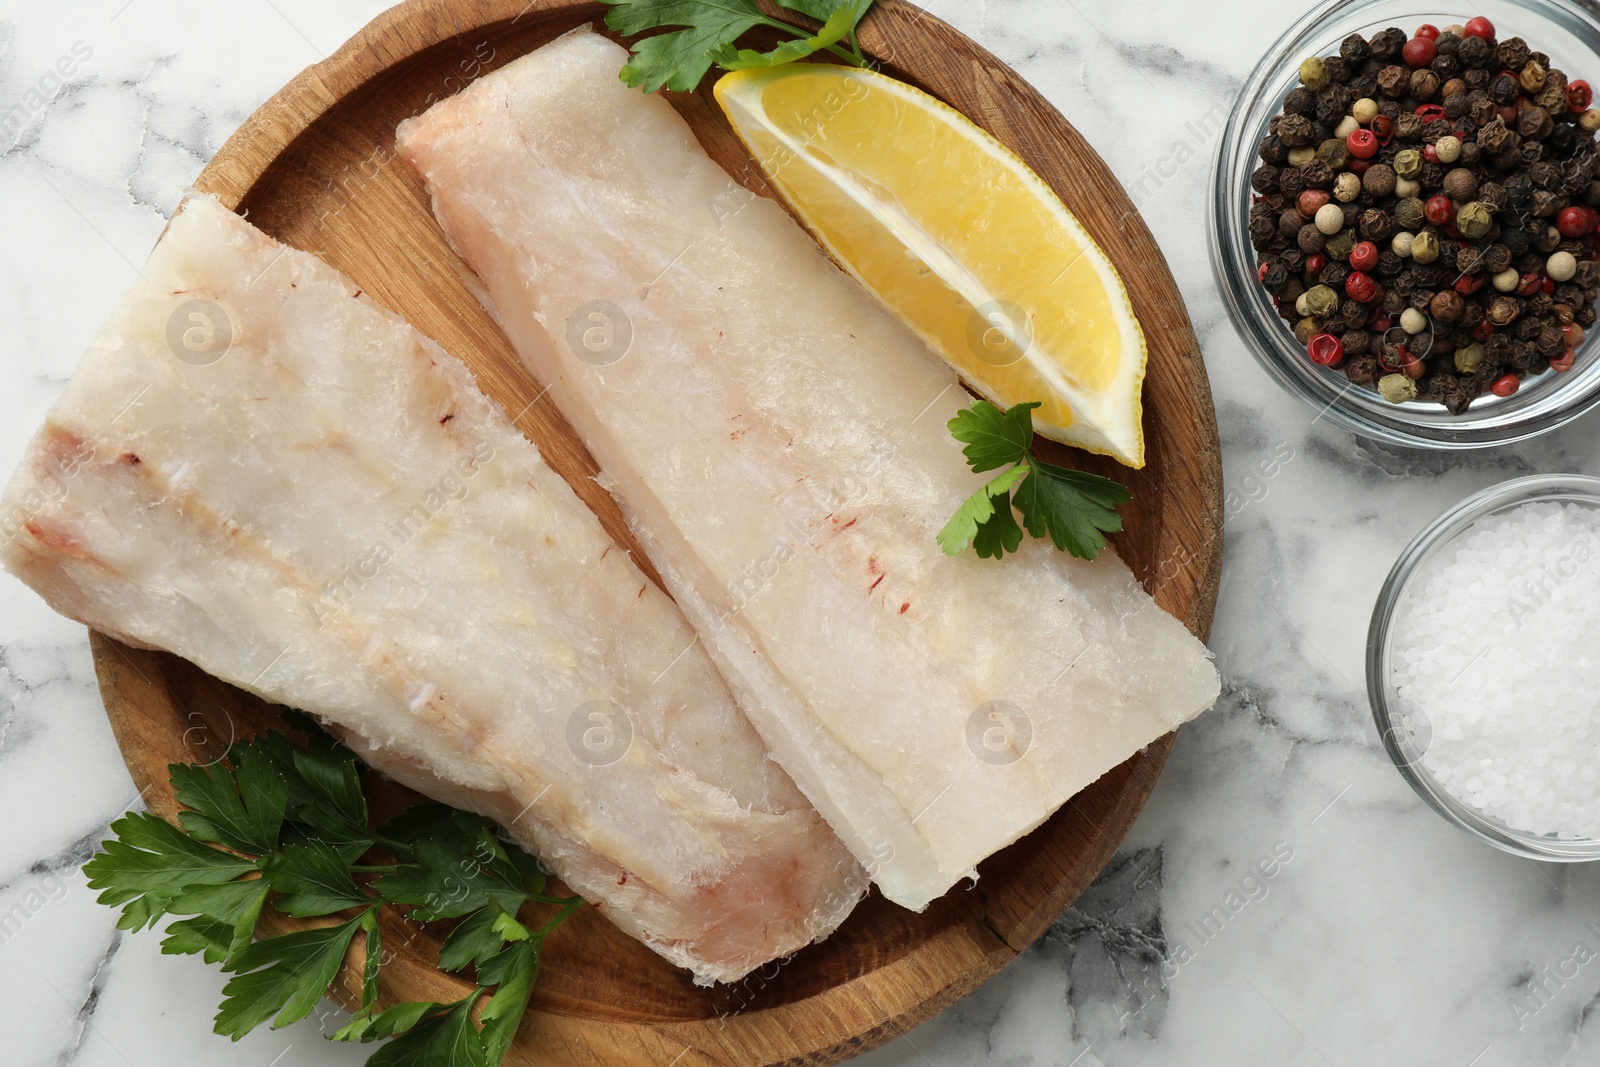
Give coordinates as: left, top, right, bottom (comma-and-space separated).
88, 2, 1223, 1064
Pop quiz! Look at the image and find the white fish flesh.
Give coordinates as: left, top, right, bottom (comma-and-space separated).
397, 30, 1222, 911
0, 195, 863, 983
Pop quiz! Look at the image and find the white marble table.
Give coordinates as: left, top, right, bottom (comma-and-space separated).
3, 1, 1599, 1064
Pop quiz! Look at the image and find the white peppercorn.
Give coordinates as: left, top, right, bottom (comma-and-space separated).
1392, 232, 1415, 258
1401, 307, 1429, 334
1315, 203, 1346, 235
1492, 267, 1521, 292
1548, 250, 1578, 282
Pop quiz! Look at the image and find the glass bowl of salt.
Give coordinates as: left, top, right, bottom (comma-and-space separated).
1369, 473, 1600, 860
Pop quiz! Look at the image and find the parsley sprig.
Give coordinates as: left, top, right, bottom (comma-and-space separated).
83, 712, 582, 1066
602, 0, 875, 94
938, 400, 1131, 561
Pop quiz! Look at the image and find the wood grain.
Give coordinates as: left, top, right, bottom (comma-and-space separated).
88, 1, 1224, 1063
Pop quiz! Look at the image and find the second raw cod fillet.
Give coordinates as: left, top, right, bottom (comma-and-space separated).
398, 30, 1221, 910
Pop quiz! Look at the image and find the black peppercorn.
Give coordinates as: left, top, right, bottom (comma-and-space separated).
1301, 158, 1334, 188
1341, 33, 1372, 64
1519, 106, 1555, 140
1360, 208, 1396, 242
1432, 54, 1461, 80
1278, 114, 1316, 146
1252, 166, 1281, 194
1285, 87, 1317, 115
1499, 37, 1532, 71
1378, 65, 1411, 98
1459, 35, 1493, 69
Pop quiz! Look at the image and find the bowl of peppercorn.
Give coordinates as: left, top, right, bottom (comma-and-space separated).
1213, 0, 1600, 448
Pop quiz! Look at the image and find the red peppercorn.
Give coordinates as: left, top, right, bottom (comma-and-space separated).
1426, 196, 1456, 226
1499, 105, 1519, 124
1307, 333, 1345, 366
1349, 241, 1379, 272
1404, 37, 1439, 68
1369, 312, 1393, 333
1349, 158, 1373, 175
1564, 322, 1587, 348
1519, 272, 1544, 296
1570, 80, 1594, 112
1347, 129, 1380, 160
1371, 115, 1395, 144
1423, 143, 1440, 165
1473, 321, 1497, 341
1456, 273, 1485, 295
1463, 17, 1495, 41
1379, 345, 1408, 373
1299, 189, 1332, 216
1306, 253, 1327, 276
1543, 276, 1557, 295
1415, 24, 1441, 41
1346, 271, 1378, 303
1551, 349, 1578, 373
1415, 103, 1447, 122
1258, 262, 1271, 283
1558, 207, 1597, 239
1402, 353, 1426, 380
1491, 374, 1520, 397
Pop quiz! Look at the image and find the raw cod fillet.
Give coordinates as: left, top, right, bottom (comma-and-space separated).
0, 194, 863, 983
397, 30, 1222, 910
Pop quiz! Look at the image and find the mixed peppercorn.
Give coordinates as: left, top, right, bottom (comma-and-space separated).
1250, 19, 1600, 412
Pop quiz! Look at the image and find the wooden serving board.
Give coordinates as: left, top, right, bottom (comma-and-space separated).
89, 2, 1224, 1064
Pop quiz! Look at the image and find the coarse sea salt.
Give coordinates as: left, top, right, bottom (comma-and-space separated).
1391, 500, 1600, 840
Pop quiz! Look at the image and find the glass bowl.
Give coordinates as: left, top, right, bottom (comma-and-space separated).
1211, 0, 1600, 449
1368, 473, 1600, 860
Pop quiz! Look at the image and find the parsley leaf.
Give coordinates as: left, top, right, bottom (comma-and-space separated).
478, 941, 538, 1065
161, 879, 270, 965
364, 998, 489, 1067
1013, 459, 1131, 559
948, 400, 1037, 472
84, 812, 258, 932
214, 909, 374, 1038
936, 463, 1028, 557
169, 744, 287, 855
602, 0, 873, 94
971, 486, 1025, 560
710, 0, 870, 71
939, 400, 1130, 561
259, 839, 371, 917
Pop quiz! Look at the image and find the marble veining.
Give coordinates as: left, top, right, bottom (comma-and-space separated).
4, 0, 1600, 1064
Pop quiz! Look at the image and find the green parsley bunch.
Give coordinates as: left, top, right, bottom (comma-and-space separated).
84, 712, 581, 1067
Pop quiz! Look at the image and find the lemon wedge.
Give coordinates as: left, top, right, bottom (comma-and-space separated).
715, 63, 1148, 467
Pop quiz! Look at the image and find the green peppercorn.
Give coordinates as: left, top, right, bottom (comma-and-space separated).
1410, 229, 1441, 264
1378, 373, 1418, 403
1455, 342, 1486, 373
1394, 149, 1424, 180
1457, 201, 1496, 240
1317, 138, 1351, 170
1300, 57, 1331, 90
1305, 284, 1340, 318
1394, 197, 1428, 230
1295, 316, 1324, 344
1325, 229, 1357, 262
